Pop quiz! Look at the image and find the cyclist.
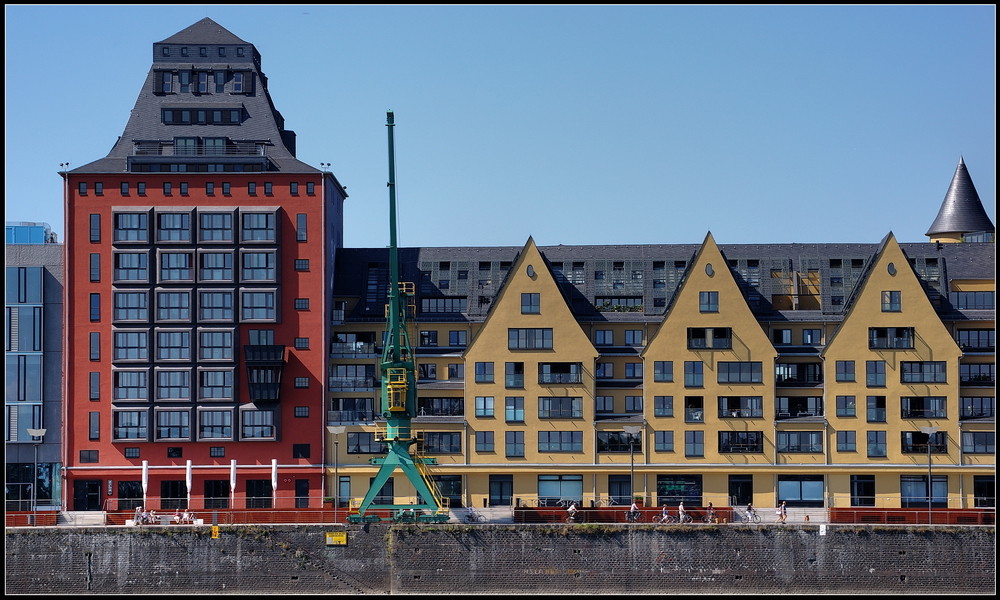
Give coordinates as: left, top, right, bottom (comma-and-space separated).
626, 500, 641, 523
746, 502, 757, 522
678, 502, 689, 523
566, 502, 579, 522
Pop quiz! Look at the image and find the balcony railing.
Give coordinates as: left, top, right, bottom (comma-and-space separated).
329, 377, 376, 390
538, 373, 583, 384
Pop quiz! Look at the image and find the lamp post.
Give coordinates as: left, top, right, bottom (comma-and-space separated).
26, 428, 46, 517
918, 426, 940, 525
328, 426, 346, 518
623, 425, 643, 504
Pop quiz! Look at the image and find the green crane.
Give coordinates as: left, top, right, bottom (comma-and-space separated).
348, 111, 449, 524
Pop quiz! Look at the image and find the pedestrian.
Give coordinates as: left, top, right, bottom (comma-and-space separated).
706, 501, 716, 523
678, 501, 688, 523
777, 500, 787, 523
134, 506, 142, 524
659, 503, 670, 523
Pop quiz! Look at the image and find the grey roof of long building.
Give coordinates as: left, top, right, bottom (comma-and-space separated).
334, 239, 995, 323
72, 18, 317, 175
925, 157, 995, 236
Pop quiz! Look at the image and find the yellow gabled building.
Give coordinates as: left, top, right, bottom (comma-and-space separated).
327, 160, 994, 516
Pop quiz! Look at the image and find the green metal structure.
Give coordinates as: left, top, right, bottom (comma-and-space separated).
348, 112, 449, 524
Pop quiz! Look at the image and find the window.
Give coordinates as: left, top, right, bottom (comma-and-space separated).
163, 182, 172, 196
835, 361, 855, 382
113, 411, 147, 441
866, 360, 886, 386
306, 182, 315, 195
294, 298, 310, 310
199, 291, 234, 321
881, 291, 901, 312
539, 431, 583, 452
137, 182, 146, 196
264, 182, 273, 196
474, 396, 494, 417
595, 362, 613, 379
241, 212, 276, 241
156, 291, 191, 321
199, 410, 233, 440
521, 293, 540, 314
425, 432, 462, 453
837, 431, 856, 452
717, 362, 762, 384
89, 293, 101, 322
159, 252, 193, 281
950, 291, 993, 310
241, 410, 275, 439
294, 259, 310, 271
866, 396, 886, 422
447, 363, 463, 380
624, 363, 642, 379
802, 329, 821, 345
901, 396, 947, 419
156, 330, 191, 360
901, 430, 947, 454
241, 291, 276, 321
296, 213, 307, 242
113, 331, 147, 361
241, 251, 276, 281
687, 327, 732, 349
205, 182, 215, 196
114, 370, 148, 400
867, 431, 887, 457
684, 430, 704, 457
80, 450, 99, 463
835, 395, 856, 417
508, 328, 553, 349
684, 361, 703, 387
654, 431, 674, 452
154, 214, 190, 245
475, 431, 494, 452
199, 213, 233, 242
94, 182, 103, 196
199, 369, 233, 399
505, 397, 524, 422
719, 431, 765, 453
777, 431, 823, 453
247, 182, 257, 196
625, 395, 643, 412
624, 330, 643, 345
475, 362, 494, 383
538, 397, 582, 418
199, 252, 233, 281
180, 182, 189, 195
869, 327, 914, 349
699, 291, 719, 312
718, 396, 763, 418
957, 329, 996, 351
772, 329, 791, 345
418, 363, 437, 380
114, 212, 148, 242
448, 330, 467, 346
505, 362, 524, 388
962, 432, 995, 454
960, 363, 995, 385
595, 330, 613, 345
121, 182, 130, 195
961, 397, 995, 419
419, 330, 438, 346
90, 331, 101, 360
901, 361, 947, 383
156, 410, 191, 440
90, 214, 101, 242
653, 396, 673, 417
89, 372, 100, 400
292, 444, 310, 459
198, 330, 233, 361
505, 431, 525, 457
653, 361, 673, 382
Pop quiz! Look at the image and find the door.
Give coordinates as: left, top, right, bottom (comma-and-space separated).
73, 480, 102, 511
488, 475, 513, 507
729, 474, 753, 506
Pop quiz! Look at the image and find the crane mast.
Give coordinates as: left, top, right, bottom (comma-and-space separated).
348, 111, 448, 523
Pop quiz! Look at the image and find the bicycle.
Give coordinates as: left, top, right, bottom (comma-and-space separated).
741, 510, 761, 523
677, 513, 693, 524
464, 508, 487, 523
702, 511, 717, 524
651, 512, 678, 524
625, 510, 642, 523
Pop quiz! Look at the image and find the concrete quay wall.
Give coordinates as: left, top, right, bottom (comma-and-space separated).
5, 524, 995, 595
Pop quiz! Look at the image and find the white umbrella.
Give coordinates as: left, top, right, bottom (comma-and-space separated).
271, 459, 278, 507
229, 459, 237, 508
185, 460, 193, 509
141, 460, 149, 507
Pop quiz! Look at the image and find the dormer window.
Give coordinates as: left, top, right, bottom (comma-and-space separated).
198, 72, 209, 93
236, 47, 245, 57
218, 47, 226, 57
181, 47, 188, 57
161, 72, 172, 93
233, 72, 244, 93
199, 47, 207, 57
161, 46, 169, 57
179, 71, 191, 93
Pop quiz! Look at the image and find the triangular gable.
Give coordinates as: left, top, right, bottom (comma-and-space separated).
823, 232, 962, 358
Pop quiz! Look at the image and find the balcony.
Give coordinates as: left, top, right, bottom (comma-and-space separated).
329, 377, 376, 391
244, 345, 285, 403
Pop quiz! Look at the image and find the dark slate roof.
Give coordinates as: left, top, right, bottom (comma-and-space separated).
925, 157, 995, 236
334, 239, 995, 323
72, 18, 316, 174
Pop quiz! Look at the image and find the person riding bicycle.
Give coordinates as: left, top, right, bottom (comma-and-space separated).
627, 501, 640, 522
746, 502, 756, 520
566, 502, 579, 521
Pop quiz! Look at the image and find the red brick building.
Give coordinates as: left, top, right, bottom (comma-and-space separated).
62, 18, 346, 511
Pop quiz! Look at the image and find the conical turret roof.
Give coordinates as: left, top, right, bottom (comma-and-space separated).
925, 157, 995, 237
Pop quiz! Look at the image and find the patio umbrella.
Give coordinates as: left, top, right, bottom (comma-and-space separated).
141, 460, 149, 507
271, 459, 278, 507
185, 460, 192, 509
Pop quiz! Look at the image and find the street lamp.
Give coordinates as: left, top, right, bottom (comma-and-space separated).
918, 426, 940, 525
623, 425, 643, 504
26, 428, 46, 516
328, 426, 346, 517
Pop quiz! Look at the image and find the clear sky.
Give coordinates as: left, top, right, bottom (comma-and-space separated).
4, 4, 996, 248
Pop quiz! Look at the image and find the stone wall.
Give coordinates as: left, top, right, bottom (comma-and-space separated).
5, 524, 995, 594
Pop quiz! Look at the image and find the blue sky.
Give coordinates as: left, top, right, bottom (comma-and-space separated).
4, 4, 995, 248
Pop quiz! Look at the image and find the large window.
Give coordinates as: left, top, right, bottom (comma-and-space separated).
508, 328, 552, 349
241, 291, 276, 321
699, 291, 719, 312
505, 397, 524, 423
717, 362, 762, 384
901, 361, 947, 383
684, 361, 703, 387
199, 252, 233, 281
241, 409, 275, 439
684, 430, 704, 457
114, 212, 148, 242
957, 329, 996, 351
199, 290, 234, 321
962, 432, 995, 454
505, 362, 524, 388
960, 363, 995, 385
475, 362, 494, 383
718, 396, 763, 418
538, 397, 582, 419
687, 327, 732, 349
718, 431, 764, 453
241, 251, 276, 281
538, 431, 583, 452
777, 431, 823, 453
199, 213, 233, 242
156, 370, 191, 400
113, 331, 149, 361
114, 252, 148, 281
155, 409, 190, 440
777, 475, 824, 507
157, 213, 191, 242
424, 432, 462, 453
901, 396, 947, 419
475, 396, 494, 417
157, 291, 191, 321
866, 360, 886, 387
114, 291, 148, 321
241, 212, 276, 241
198, 410, 233, 439
866, 430, 887, 457
505, 431, 524, 457
113, 411, 148, 441
521, 293, 540, 314
653, 361, 673, 382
